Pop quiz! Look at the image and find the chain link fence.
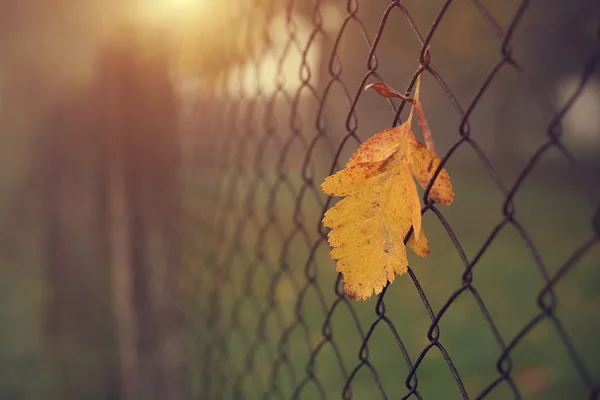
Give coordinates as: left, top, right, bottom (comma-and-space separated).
182, 0, 600, 399
3, 0, 598, 399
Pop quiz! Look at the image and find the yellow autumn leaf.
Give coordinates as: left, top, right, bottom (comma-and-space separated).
321, 71, 454, 301
322, 151, 429, 300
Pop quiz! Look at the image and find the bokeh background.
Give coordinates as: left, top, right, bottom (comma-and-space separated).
0, 0, 599, 399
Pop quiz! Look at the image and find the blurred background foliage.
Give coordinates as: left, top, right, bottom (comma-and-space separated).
0, 0, 598, 399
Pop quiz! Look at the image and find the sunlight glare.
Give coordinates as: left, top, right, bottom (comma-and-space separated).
134, 0, 210, 27
227, 11, 322, 97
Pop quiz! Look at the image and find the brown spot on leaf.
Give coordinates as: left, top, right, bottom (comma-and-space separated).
345, 288, 362, 301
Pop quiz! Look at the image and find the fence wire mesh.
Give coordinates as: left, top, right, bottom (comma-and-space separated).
181, 0, 600, 399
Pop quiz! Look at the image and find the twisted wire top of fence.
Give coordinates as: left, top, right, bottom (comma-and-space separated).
185, 1, 600, 399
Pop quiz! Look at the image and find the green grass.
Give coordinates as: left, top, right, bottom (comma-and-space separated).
186, 159, 600, 400
0, 153, 597, 399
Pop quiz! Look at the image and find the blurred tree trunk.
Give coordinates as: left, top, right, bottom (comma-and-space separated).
96, 27, 187, 400
42, 87, 119, 399
41, 25, 187, 400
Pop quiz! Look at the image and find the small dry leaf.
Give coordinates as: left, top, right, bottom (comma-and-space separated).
405, 130, 454, 205
321, 68, 454, 301
364, 82, 411, 100
413, 100, 435, 157
366, 76, 435, 157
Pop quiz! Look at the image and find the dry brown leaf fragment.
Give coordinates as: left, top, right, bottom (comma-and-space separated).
413, 99, 435, 157
405, 132, 454, 205
364, 82, 411, 101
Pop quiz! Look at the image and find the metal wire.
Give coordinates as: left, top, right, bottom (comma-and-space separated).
186, 0, 600, 399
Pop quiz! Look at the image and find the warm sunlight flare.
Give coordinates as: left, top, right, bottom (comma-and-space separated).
135, 0, 210, 25
132, 0, 218, 36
